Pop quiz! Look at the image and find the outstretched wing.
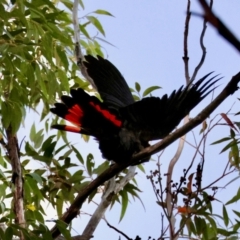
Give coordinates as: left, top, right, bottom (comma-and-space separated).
83, 55, 135, 108
120, 73, 221, 141
50, 88, 122, 136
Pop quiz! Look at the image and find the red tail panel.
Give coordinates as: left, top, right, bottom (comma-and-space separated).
89, 101, 122, 127
51, 124, 81, 133
65, 104, 83, 126
51, 88, 123, 137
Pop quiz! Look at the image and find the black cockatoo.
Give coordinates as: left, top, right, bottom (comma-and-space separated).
50, 55, 219, 164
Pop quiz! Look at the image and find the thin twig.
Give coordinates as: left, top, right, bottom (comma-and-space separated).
104, 218, 132, 240
165, 2, 193, 236
183, 0, 191, 83
191, 0, 213, 82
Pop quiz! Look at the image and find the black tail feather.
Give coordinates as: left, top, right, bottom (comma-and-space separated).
50, 88, 122, 137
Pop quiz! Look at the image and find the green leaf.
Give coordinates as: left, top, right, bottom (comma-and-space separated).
56, 45, 69, 71
211, 137, 231, 145
94, 9, 114, 17
224, 175, 240, 188
233, 220, 240, 232
137, 164, 145, 173
95, 36, 116, 47
0, 155, 6, 169
88, 187, 98, 203
226, 187, 240, 205
220, 140, 238, 153
28, 172, 43, 185
55, 143, 70, 155
60, 149, 73, 160
188, 218, 196, 235
143, 86, 161, 97
34, 130, 44, 149
119, 190, 128, 222
86, 16, 105, 36
30, 124, 36, 142
86, 153, 94, 176
72, 145, 84, 164
135, 82, 141, 92
79, 0, 84, 9
132, 94, 140, 101
194, 216, 202, 235
56, 194, 64, 217
42, 135, 56, 152
231, 140, 239, 166
230, 128, 236, 138
93, 161, 109, 175
1, 102, 22, 132
25, 175, 43, 200
222, 205, 229, 226
0, 201, 6, 214
217, 228, 237, 237
41, 32, 53, 63
205, 215, 217, 234
69, 170, 84, 183
79, 23, 91, 39
10, 102, 23, 133
5, 227, 13, 240
25, 142, 38, 156
234, 121, 240, 130
56, 220, 71, 240
233, 210, 240, 218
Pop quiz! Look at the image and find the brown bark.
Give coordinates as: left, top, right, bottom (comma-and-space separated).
6, 126, 25, 240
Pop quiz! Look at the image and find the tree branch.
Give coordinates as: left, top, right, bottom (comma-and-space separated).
81, 166, 136, 238
198, 0, 240, 53
182, 0, 191, 82
104, 219, 132, 240
6, 126, 25, 240
191, 0, 213, 82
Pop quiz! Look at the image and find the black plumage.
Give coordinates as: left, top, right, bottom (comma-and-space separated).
51, 55, 220, 164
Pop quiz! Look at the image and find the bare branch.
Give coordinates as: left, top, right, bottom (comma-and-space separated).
183, 0, 191, 83
165, 118, 188, 240
104, 218, 132, 240
198, 0, 240, 53
165, 4, 193, 233
191, 0, 213, 82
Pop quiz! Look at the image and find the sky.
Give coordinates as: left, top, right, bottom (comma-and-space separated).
19, 1, 240, 239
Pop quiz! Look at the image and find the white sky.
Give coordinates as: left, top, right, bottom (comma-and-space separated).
17, 1, 240, 239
